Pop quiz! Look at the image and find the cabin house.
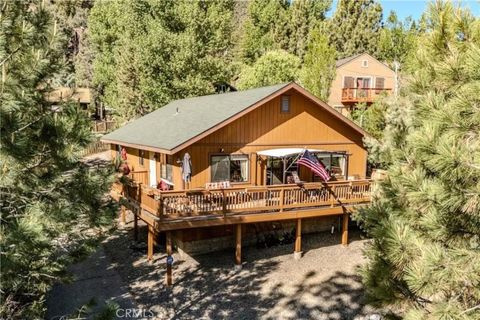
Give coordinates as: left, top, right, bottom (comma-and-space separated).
328, 53, 396, 115
102, 82, 372, 285
46, 87, 115, 132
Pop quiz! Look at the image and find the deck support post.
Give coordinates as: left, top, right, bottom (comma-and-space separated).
166, 231, 173, 287
342, 213, 349, 246
133, 210, 138, 241
235, 224, 242, 270
120, 206, 126, 225
294, 218, 302, 260
147, 225, 154, 261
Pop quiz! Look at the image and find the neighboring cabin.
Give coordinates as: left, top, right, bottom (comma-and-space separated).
328, 53, 396, 115
46, 87, 115, 133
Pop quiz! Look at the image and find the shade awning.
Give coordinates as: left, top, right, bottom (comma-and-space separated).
257, 148, 326, 158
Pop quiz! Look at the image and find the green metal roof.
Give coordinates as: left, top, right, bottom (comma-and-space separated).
102, 83, 290, 151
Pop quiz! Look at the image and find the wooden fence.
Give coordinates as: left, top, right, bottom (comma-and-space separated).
79, 140, 109, 157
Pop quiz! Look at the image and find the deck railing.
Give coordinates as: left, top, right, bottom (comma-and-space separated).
114, 179, 372, 220
341, 88, 392, 103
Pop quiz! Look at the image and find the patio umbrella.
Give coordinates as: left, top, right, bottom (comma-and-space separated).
182, 152, 192, 183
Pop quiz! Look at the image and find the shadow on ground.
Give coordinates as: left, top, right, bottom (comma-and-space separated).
98, 218, 376, 320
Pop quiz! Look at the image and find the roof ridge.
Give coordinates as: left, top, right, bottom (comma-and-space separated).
169, 82, 291, 104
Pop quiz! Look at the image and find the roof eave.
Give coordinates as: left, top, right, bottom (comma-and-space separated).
100, 138, 174, 155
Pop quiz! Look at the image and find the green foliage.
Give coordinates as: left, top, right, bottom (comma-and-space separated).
89, 0, 235, 121
238, 0, 289, 64
283, 0, 331, 60
238, 0, 330, 63
299, 28, 336, 101
355, 2, 480, 317
377, 11, 418, 65
236, 50, 301, 89
328, 0, 383, 59
0, 1, 115, 318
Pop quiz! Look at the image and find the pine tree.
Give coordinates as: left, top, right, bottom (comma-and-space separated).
285, 0, 331, 60
236, 50, 300, 89
328, 0, 383, 59
377, 11, 418, 65
238, 0, 289, 64
0, 1, 113, 318
355, 2, 480, 318
89, 0, 235, 121
299, 27, 336, 101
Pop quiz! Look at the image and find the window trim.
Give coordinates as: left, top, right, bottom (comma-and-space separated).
209, 153, 250, 184
280, 95, 291, 113
361, 60, 368, 67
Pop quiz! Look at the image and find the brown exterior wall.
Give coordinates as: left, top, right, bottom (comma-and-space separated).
113, 87, 367, 190
174, 88, 367, 189
328, 53, 395, 115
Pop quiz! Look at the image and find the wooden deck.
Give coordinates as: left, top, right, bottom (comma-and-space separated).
341, 88, 392, 103
112, 178, 372, 286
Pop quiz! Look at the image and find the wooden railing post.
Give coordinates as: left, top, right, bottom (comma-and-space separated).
158, 193, 163, 220
279, 188, 285, 212
330, 185, 336, 207
222, 189, 226, 215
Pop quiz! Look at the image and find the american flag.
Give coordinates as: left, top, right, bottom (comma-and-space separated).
297, 150, 331, 182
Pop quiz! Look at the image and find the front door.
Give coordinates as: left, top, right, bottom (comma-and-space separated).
149, 152, 157, 187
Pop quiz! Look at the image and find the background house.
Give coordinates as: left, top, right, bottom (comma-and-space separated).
328, 53, 396, 115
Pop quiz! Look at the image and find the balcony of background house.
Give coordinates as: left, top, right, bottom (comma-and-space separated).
341, 87, 392, 103
340, 76, 392, 104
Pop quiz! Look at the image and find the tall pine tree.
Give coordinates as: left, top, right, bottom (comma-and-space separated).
89, 0, 235, 122
284, 0, 331, 60
328, 0, 383, 58
355, 2, 480, 318
0, 1, 113, 318
299, 27, 336, 101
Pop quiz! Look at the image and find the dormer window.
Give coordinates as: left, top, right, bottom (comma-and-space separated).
281, 95, 290, 113
361, 60, 368, 67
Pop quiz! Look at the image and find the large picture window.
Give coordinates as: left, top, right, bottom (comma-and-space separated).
211, 154, 249, 182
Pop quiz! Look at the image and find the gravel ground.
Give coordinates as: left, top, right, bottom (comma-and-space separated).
101, 213, 380, 320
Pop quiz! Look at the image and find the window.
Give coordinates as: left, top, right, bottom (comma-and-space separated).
280, 95, 290, 113
211, 154, 249, 182
375, 77, 385, 94
316, 153, 347, 179
138, 150, 144, 166
361, 60, 368, 67
343, 76, 355, 88
161, 164, 173, 182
